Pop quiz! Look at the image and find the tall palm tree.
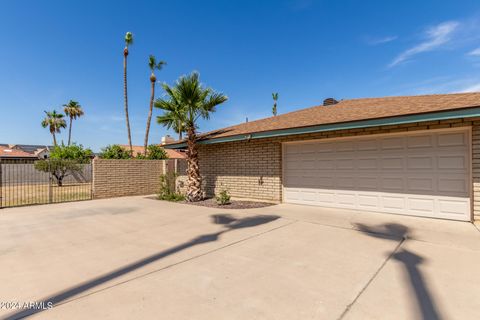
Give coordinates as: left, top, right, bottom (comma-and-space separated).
63, 100, 84, 145
156, 72, 227, 202
123, 31, 134, 156
272, 92, 278, 116
144, 55, 166, 155
41, 110, 67, 146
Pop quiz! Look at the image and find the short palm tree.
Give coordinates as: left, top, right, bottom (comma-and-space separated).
41, 110, 67, 146
272, 92, 278, 116
123, 32, 134, 156
63, 100, 84, 145
155, 102, 187, 140
156, 72, 227, 202
144, 55, 166, 155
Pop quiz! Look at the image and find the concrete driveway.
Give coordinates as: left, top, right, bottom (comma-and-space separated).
0, 196, 479, 320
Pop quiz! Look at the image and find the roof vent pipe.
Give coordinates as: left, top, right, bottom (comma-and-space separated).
323, 98, 338, 106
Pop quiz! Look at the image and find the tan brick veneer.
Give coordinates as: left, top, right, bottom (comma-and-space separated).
191, 118, 480, 221
92, 159, 166, 199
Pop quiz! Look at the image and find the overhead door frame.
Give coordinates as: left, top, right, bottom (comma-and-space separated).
281, 127, 472, 221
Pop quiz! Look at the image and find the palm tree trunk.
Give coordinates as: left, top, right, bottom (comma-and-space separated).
52, 132, 57, 146
144, 79, 155, 155
185, 126, 202, 202
124, 50, 133, 156
178, 120, 183, 140
68, 116, 73, 146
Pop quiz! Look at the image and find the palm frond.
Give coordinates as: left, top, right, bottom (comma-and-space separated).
156, 71, 227, 136
148, 55, 156, 71
125, 32, 133, 46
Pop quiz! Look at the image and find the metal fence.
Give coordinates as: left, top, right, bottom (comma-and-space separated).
0, 159, 92, 208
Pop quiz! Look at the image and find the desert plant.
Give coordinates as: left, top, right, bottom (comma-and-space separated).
99, 144, 131, 159
63, 100, 84, 145
156, 72, 227, 202
123, 31, 134, 155
144, 55, 166, 155
158, 172, 184, 201
216, 189, 231, 205
41, 110, 67, 146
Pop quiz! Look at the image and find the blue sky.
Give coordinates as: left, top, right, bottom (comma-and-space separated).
1, 0, 480, 151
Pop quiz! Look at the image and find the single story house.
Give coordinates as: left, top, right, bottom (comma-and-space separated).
0, 144, 52, 160
165, 92, 480, 222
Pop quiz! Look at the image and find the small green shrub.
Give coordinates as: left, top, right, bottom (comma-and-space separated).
99, 145, 131, 159
160, 193, 185, 202
158, 172, 184, 201
146, 145, 169, 160
216, 189, 231, 205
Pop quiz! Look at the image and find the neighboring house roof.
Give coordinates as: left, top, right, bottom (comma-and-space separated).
163, 92, 480, 148
0, 145, 38, 158
119, 145, 186, 159
12, 144, 53, 153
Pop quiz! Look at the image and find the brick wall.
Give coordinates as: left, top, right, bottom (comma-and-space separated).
189, 118, 480, 221
92, 159, 167, 199
472, 121, 480, 221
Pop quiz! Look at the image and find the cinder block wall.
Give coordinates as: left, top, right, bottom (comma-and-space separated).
92, 159, 166, 199
193, 118, 480, 221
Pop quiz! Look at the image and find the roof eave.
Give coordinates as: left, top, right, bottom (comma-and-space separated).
163, 107, 480, 149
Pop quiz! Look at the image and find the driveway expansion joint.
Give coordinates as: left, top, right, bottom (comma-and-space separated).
337, 236, 406, 320
26, 220, 299, 316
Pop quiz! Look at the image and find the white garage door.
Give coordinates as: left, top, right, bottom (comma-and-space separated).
283, 128, 471, 221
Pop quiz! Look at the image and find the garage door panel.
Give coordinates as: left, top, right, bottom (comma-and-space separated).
438, 199, 469, 215
437, 155, 467, 170
336, 176, 355, 188
407, 134, 433, 149
357, 158, 378, 169
407, 197, 435, 213
336, 141, 355, 152
407, 156, 434, 170
380, 176, 405, 191
357, 139, 378, 151
337, 192, 356, 206
381, 137, 405, 150
381, 156, 405, 170
382, 195, 406, 210
356, 176, 379, 190
407, 177, 434, 193
358, 194, 380, 208
437, 132, 467, 146
318, 159, 335, 169
284, 129, 471, 221
336, 159, 355, 169
437, 176, 468, 194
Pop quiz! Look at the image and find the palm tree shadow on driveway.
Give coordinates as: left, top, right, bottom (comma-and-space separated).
3, 214, 279, 320
354, 223, 441, 320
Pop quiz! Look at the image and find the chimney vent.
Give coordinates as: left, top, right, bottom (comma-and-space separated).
323, 98, 338, 106
161, 135, 175, 145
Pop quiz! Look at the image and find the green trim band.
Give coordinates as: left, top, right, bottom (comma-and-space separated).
164, 107, 480, 149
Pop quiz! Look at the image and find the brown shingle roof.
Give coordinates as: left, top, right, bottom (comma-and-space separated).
167, 92, 480, 144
